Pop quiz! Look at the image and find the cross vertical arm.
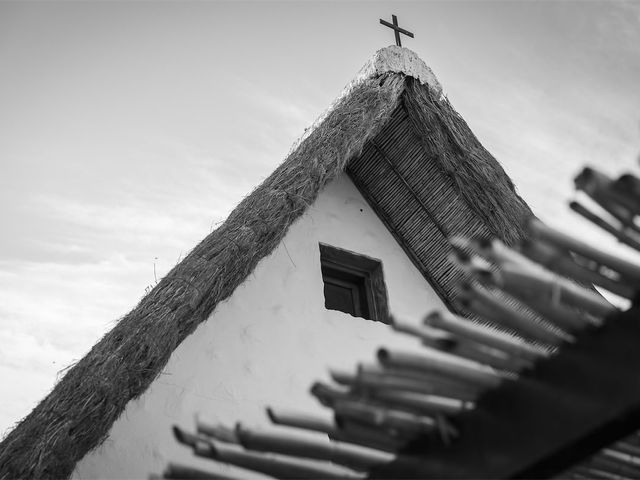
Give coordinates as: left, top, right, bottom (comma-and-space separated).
379, 14, 414, 47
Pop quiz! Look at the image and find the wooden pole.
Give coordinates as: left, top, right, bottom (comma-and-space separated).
424, 311, 547, 361
377, 348, 503, 389
528, 218, 640, 285
459, 283, 572, 345
235, 423, 394, 471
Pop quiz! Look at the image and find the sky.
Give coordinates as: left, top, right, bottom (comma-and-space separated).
1, 0, 640, 437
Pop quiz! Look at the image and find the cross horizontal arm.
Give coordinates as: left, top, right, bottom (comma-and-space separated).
379, 19, 415, 38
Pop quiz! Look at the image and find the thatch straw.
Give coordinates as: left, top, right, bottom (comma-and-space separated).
0, 49, 534, 479
403, 78, 533, 245
0, 72, 405, 480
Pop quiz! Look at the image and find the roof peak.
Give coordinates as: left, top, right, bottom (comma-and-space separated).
288, 46, 443, 155
350, 46, 443, 99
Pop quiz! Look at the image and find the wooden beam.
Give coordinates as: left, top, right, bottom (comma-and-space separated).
370, 306, 640, 479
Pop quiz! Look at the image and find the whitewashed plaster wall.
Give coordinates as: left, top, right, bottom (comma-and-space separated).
73, 174, 447, 479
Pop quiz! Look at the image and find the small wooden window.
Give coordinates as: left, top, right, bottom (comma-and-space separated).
319, 244, 389, 322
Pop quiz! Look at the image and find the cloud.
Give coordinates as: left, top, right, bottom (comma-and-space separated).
596, 1, 640, 51
0, 72, 328, 436
0, 253, 147, 436
0, 137, 272, 436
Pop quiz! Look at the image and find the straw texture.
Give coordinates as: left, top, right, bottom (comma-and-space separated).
0, 62, 532, 479
403, 78, 532, 245
0, 74, 404, 480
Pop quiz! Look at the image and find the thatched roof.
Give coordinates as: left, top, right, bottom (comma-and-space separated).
0, 46, 533, 479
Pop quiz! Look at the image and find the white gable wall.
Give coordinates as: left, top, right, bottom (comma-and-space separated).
72, 174, 446, 479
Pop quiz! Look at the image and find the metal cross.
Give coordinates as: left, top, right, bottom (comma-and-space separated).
379, 14, 414, 47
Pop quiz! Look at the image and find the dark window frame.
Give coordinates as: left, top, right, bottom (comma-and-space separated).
319, 243, 390, 323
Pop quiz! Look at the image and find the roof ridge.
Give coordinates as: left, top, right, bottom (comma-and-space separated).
288, 46, 442, 156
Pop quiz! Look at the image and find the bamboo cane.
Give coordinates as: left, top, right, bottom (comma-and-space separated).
603, 448, 640, 467
235, 423, 394, 471
333, 377, 471, 418
333, 399, 435, 435
594, 194, 640, 235
454, 245, 606, 331
455, 235, 605, 319
173, 425, 206, 448
316, 377, 463, 420
612, 441, 640, 459
521, 234, 627, 295
575, 167, 615, 197
576, 167, 640, 216
426, 323, 533, 371
390, 317, 456, 349
575, 169, 640, 233
570, 201, 640, 252
613, 173, 640, 194
452, 236, 540, 274
448, 245, 494, 277
196, 420, 239, 444
310, 382, 353, 408
334, 418, 407, 451
356, 363, 480, 401
528, 218, 640, 285
424, 311, 547, 361
377, 348, 504, 389
442, 335, 508, 369
265, 407, 400, 453
330, 427, 402, 453
577, 178, 640, 234
192, 440, 363, 479
614, 174, 640, 199
587, 454, 640, 478
459, 283, 572, 345
492, 259, 615, 318
476, 264, 604, 331
520, 238, 636, 298
393, 314, 532, 370
330, 369, 357, 387
369, 389, 467, 416
476, 237, 613, 314
440, 334, 534, 372
162, 463, 240, 480
571, 466, 627, 480
266, 407, 334, 434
